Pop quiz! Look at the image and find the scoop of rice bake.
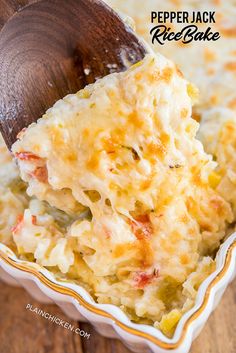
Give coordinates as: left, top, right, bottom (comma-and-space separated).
11, 53, 233, 334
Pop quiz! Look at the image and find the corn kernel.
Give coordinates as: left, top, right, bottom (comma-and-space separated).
209, 171, 221, 189
77, 89, 91, 99
17, 246, 25, 255
159, 309, 182, 336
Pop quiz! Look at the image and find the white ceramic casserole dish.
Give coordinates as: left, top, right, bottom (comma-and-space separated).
0, 231, 235, 353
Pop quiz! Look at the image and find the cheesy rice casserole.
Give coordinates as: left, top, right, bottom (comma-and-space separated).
0, 0, 236, 337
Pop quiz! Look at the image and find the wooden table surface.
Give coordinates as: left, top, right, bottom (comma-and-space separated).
0, 281, 235, 353
0, 1, 236, 353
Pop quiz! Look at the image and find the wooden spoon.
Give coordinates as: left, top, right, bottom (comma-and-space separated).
0, 0, 147, 149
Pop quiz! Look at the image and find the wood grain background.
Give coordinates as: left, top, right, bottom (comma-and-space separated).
0, 281, 235, 353
0, 1, 236, 353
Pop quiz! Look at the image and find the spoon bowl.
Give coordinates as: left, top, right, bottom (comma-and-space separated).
0, 0, 146, 148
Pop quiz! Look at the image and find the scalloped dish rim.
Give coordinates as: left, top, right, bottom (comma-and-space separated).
0, 232, 235, 351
